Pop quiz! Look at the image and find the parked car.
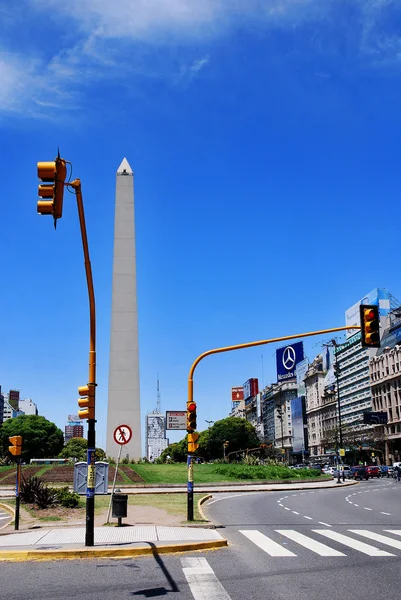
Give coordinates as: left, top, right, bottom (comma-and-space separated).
379, 465, 394, 477
367, 465, 380, 478
332, 465, 352, 479
350, 466, 369, 480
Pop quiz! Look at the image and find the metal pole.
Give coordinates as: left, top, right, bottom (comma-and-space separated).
107, 444, 123, 524
187, 454, 194, 521
15, 459, 21, 531
72, 180, 97, 547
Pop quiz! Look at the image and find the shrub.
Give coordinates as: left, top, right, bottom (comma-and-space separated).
20, 476, 45, 504
55, 486, 80, 508
34, 485, 59, 509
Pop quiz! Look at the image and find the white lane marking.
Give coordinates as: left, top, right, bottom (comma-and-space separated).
318, 522, 332, 527
278, 503, 283, 507
239, 530, 296, 557
364, 508, 373, 511
181, 557, 232, 600
206, 494, 251, 506
0, 516, 10, 521
385, 530, 401, 537
354, 504, 359, 507
350, 530, 401, 550
284, 507, 291, 511
276, 530, 345, 557
314, 530, 395, 556
283, 496, 288, 499
304, 516, 313, 520
292, 511, 299, 515
381, 512, 391, 516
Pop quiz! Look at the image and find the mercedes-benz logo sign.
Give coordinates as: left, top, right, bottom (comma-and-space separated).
282, 346, 296, 371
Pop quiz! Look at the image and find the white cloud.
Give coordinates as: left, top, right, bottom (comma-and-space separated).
1, 0, 401, 119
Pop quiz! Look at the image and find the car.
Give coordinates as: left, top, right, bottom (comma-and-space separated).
379, 465, 394, 477
367, 465, 380, 478
332, 465, 352, 479
350, 466, 369, 480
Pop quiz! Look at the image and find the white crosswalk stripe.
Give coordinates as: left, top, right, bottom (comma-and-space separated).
181, 557, 232, 599
239, 530, 296, 556
313, 530, 394, 557
276, 530, 345, 557
238, 528, 401, 558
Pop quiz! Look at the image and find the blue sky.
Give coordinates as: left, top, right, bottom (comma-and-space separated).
1, 0, 401, 453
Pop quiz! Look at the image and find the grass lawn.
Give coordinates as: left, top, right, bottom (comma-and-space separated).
130, 462, 327, 484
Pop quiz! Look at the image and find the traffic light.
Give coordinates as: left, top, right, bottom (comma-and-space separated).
37, 154, 67, 226
9, 436, 22, 457
223, 441, 229, 448
260, 444, 267, 449
77, 384, 95, 420
360, 304, 380, 348
186, 401, 197, 432
188, 432, 199, 453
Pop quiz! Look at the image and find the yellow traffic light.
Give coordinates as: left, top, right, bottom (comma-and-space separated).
37, 154, 67, 226
360, 304, 380, 348
186, 401, 197, 432
9, 436, 22, 457
77, 384, 95, 420
188, 432, 199, 453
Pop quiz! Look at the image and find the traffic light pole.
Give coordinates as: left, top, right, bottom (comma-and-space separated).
15, 459, 21, 531
71, 179, 97, 547
186, 325, 360, 521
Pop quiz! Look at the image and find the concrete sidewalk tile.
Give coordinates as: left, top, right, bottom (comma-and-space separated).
0, 530, 51, 547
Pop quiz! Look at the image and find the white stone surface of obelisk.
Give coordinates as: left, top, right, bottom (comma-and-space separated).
106, 158, 141, 460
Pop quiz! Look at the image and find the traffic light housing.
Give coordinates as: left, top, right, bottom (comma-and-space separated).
77, 384, 95, 420
37, 154, 67, 226
187, 401, 197, 432
360, 304, 380, 348
188, 432, 199, 453
9, 436, 22, 457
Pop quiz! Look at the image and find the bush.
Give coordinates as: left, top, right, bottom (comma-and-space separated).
20, 476, 45, 504
55, 486, 80, 508
34, 485, 59, 509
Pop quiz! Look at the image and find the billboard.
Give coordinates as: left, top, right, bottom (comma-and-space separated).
243, 378, 259, 400
231, 387, 244, 401
345, 288, 390, 338
291, 396, 307, 453
296, 358, 309, 397
8, 389, 20, 410
276, 342, 304, 382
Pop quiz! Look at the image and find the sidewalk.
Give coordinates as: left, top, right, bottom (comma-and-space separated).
0, 479, 354, 562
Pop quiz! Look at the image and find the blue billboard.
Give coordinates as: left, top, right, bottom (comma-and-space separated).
276, 341, 305, 382
291, 396, 307, 453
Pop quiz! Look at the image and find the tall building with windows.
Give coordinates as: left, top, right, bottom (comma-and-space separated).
19, 399, 38, 416
65, 415, 84, 444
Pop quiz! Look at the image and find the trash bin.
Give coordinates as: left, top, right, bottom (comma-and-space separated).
112, 494, 128, 526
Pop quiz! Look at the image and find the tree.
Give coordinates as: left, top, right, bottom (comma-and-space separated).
0, 415, 64, 463
59, 437, 106, 462
206, 417, 260, 460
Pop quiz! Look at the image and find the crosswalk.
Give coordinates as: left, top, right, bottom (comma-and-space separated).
238, 528, 401, 558
0, 509, 11, 528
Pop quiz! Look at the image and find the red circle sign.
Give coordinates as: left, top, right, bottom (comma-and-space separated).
113, 424, 133, 445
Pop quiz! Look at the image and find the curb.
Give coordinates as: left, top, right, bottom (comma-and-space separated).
0, 539, 228, 563
0, 502, 14, 532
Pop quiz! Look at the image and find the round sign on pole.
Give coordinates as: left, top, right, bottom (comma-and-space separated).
113, 424, 133, 446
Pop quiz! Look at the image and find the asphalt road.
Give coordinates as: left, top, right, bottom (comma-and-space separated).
1, 479, 400, 600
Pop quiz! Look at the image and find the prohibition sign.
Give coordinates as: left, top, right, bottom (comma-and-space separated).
113, 424, 132, 445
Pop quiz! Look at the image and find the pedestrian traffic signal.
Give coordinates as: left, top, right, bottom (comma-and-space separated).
77, 384, 95, 420
37, 154, 67, 227
188, 432, 199, 453
360, 304, 380, 348
186, 401, 197, 432
9, 436, 22, 457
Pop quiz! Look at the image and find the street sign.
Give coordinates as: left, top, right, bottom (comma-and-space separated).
363, 411, 388, 425
166, 411, 186, 430
339, 448, 345, 457
113, 424, 133, 445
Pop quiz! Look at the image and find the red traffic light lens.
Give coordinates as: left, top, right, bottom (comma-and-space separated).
187, 402, 196, 412
364, 309, 376, 321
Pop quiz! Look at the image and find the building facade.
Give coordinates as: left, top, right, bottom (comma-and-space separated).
18, 399, 38, 416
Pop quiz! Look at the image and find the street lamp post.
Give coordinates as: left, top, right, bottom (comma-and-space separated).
332, 340, 344, 483
277, 406, 284, 461
205, 420, 214, 462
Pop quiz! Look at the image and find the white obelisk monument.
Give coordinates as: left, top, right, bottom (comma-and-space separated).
106, 158, 141, 460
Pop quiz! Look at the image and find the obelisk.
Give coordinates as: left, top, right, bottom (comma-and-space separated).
106, 158, 141, 460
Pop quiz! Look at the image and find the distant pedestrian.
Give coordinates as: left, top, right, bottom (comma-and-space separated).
396, 465, 401, 482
